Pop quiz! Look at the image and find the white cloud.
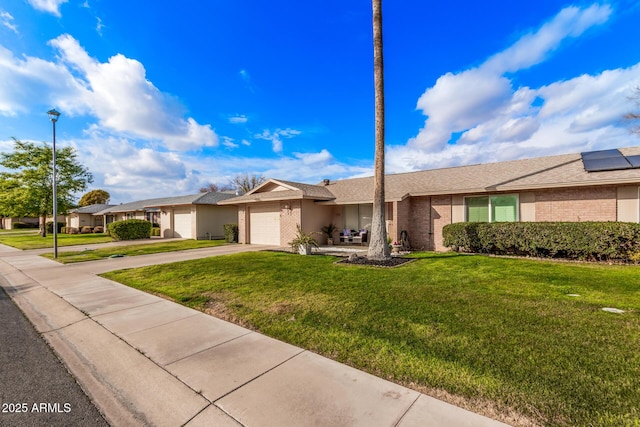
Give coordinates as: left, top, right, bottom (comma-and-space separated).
96, 17, 104, 35
45, 34, 218, 151
388, 3, 634, 173
293, 149, 333, 166
255, 128, 302, 153
222, 136, 239, 149
70, 135, 195, 202
0, 9, 18, 33
482, 4, 611, 74
0, 44, 79, 116
26, 0, 68, 17
228, 115, 247, 124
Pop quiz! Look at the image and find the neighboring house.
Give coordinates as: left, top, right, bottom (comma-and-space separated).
219, 147, 640, 251
95, 199, 161, 227
93, 192, 237, 239
66, 204, 114, 229
1, 217, 39, 229
144, 192, 238, 239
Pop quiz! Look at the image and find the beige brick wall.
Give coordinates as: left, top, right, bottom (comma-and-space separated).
393, 198, 411, 244
535, 186, 617, 222
238, 205, 247, 243
280, 200, 302, 246
407, 197, 432, 250
432, 195, 452, 251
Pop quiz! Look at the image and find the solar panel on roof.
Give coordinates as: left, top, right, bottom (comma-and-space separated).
625, 155, 640, 168
582, 156, 632, 172
580, 149, 624, 160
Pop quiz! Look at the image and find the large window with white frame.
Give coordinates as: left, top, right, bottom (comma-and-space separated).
465, 195, 518, 222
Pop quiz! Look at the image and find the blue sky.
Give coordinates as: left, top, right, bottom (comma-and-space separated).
1, 0, 640, 203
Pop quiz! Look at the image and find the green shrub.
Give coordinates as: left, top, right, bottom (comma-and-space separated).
12, 222, 37, 229
107, 219, 152, 241
223, 224, 238, 243
151, 227, 161, 237
46, 221, 65, 233
443, 222, 640, 262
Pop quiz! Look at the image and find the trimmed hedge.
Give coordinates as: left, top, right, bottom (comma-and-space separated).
12, 222, 38, 229
224, 224, 238, 243
443, 222, 640, 262
46, 221, 65, 233
107, 219, 152, 241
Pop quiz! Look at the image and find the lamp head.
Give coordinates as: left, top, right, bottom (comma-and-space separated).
47, 108, 61, 122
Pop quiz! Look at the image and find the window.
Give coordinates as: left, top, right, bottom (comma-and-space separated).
344, 204, 373, 231
465, 195, 518, 222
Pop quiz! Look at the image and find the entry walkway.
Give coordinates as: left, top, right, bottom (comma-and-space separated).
0, 243, 510, 426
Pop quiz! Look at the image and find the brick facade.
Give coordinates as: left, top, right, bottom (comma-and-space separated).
237, 185, 632, 251
534, 186, 617, 222
280, 200, 302, 246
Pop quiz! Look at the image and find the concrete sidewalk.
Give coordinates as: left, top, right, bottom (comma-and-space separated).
0, 243, 511, 426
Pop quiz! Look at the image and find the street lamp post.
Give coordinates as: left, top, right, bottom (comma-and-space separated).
48, 109, 61, 259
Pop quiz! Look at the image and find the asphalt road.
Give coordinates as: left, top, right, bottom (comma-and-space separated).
0, 285, 109, 427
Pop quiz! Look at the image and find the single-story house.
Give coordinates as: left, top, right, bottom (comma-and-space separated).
144, 192, 238, 239
1, 216, 39, 229
218, 146, 640, 251
95, 199, 160, 226
66, 204, 114, 229
1, 215, 65, 230
91, 192, 237, 239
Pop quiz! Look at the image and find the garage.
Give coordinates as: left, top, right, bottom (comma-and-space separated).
173, 207, 193, 238
249, 203, 280, 245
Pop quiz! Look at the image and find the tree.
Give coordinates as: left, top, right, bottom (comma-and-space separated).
231, 173, 266, 194
199, 182, 233, 193
0, 138, 93, 236
367, 0, 390, 261
625, 85, 640, 135
79, 189, 110, 206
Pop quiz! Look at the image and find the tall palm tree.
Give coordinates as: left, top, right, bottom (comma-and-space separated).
368, 0, 390, 261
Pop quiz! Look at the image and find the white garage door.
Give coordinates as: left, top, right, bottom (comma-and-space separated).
250, 203, 280, 245
173, 208, 192, 238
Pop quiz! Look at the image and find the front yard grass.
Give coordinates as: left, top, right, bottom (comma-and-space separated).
101, 252, 640, 427
43, 239, 227, 263
0, 233, 114, 249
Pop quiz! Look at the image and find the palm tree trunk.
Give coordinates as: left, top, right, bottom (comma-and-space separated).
367, 0, 390, 261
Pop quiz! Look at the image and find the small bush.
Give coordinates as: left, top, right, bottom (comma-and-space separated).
107, 219, 152, 241
12, 222, 37, 229
61, 226, 67, 234
223, 224, 238, 243
151, 227, 160, 237
46, 221, 65, 233
93, 226, 104, 233
67, 227, 79, 234
80, 226, 93, 234
443, 221, 640, 262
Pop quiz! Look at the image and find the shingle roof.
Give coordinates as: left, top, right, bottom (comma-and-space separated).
220, 146, 640, 206
94, 192, 237, 214
70, 204, 115, 214
324, 147, 640, 204
218, 179, 334, 205
143, 192, 238, 207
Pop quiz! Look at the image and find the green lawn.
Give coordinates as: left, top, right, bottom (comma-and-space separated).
0, 232, 114, 249
43, 239, 228, 263
101, 252, 640, 427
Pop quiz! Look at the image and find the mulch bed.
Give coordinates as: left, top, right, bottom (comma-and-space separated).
336, 255, 414, 268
